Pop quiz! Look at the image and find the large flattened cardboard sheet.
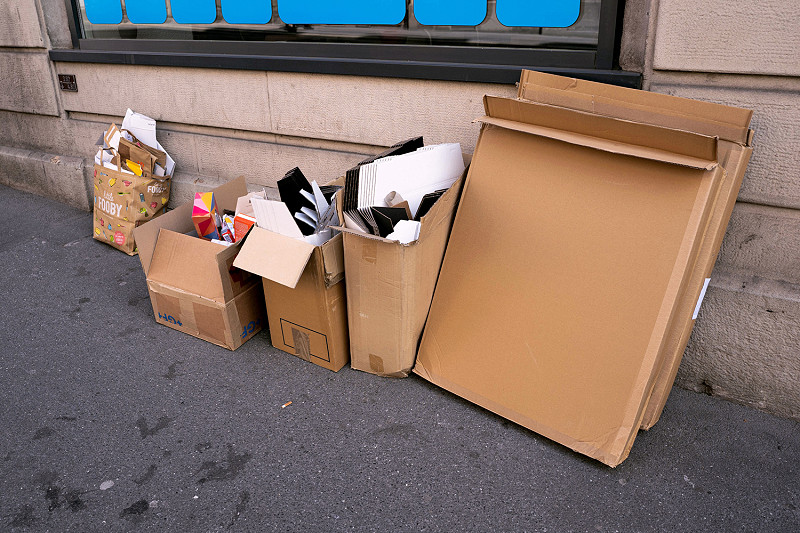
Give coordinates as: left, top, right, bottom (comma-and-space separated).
514, 71, 754, 429
414, 102, 721, 466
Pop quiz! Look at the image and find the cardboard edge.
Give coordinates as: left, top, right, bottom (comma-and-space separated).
233, 226, 316, 289
134, 202, 193, 275
412, 363, 627, 467
640, 145, 753, 429
518, 70, 754, 133
321, 232, 345, 288
609, 163, 724, 461
480, 96, 719, 169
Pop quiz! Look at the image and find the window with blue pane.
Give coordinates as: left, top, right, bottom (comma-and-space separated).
77, 0, 600, 50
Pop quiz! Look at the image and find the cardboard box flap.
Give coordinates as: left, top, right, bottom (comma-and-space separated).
233, 226, 315, 289
517, 70, 752, 145
135, 202, 194, 275
212, 175, 249, 213
321, 233, 345, 287
482, 96, 718, 170
147, 229, 230, 302
417, 173, 465, 242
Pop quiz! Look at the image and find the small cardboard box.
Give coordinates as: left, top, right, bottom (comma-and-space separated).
414, 89, 725, 466
514, 70, 755, 429
134, 177, 266, 350
336, 170, 466, 377
233, 225, 349, 372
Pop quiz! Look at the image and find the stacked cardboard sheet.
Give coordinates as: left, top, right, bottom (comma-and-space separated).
414, 71, 753, 466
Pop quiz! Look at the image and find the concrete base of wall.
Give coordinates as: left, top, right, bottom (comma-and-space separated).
0, 142, 285, 214
678, 270, 800, 420
0, 145, 89, 210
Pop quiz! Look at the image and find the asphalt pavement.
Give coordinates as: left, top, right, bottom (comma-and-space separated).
0, 184, 798, 532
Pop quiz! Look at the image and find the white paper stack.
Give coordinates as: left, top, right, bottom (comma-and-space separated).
343, 143, 464, 240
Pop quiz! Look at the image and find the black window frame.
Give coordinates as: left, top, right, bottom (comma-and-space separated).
52, 0, 639, 88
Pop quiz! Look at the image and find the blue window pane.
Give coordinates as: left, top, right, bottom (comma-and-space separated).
414, 0, 486, 26
85, 0, 123, 24
222, 0, 272, 24
496, 0, 581, 28
125, 0, 167, 24
277, 0, 405, 25
171, 0, 216, 24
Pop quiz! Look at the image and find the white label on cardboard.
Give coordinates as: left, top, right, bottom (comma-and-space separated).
97, 196, 123, 218
693, 278, 711, 320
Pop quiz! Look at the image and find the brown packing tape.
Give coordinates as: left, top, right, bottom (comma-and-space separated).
278, 319, 331, 364
292, 328, 312, 362
369, 354, 384, 374
150, 289, 199, 339
194, 302, 226, 345
361, 240, 378, 264
148, 279, 265, 351
321, 234, 346, 288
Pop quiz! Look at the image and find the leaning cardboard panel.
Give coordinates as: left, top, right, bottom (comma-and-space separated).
134, 177, 265, 350
233, 227, 349, 372
516, 70, 755, 429
336, 173, 465, 377
413, 96, 723, 466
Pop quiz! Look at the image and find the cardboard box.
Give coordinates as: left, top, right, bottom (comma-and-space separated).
336, 170, 466, 378
134, 177, 266, 350
233, 224, 349, 372
515, 70, 754, 429
413, 92, 724, 466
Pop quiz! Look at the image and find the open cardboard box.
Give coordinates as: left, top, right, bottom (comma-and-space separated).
515, 70, 754, 429
233, 193, 349, 372
134, 176, 266, 350
413, 86, 729, 466
334, 163, 467, 378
